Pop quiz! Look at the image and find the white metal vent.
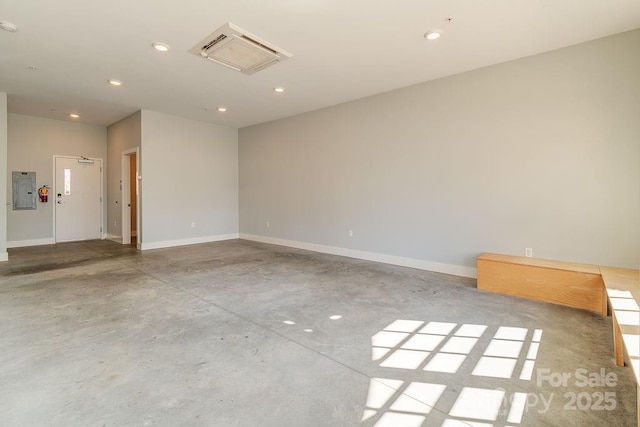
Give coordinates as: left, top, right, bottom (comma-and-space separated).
189, 23, 292, 75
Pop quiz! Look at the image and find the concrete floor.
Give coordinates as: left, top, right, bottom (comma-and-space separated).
0, 239, 636, 426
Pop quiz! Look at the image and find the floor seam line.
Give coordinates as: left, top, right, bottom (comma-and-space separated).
107, 249, 469, 422
114, 257, 378, 377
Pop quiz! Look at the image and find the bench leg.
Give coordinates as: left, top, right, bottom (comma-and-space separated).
612, 312, 625, 367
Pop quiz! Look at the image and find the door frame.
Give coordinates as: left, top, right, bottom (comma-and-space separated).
121, 147, 140, 248
52, 155, 104, 243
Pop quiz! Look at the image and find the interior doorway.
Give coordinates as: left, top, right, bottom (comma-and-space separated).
121, 148, 140, 247
54, 156, 103, 242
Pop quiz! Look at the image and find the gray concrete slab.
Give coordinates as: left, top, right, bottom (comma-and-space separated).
0, 239, 636, 426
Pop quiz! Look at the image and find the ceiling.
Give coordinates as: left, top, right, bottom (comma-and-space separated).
1, 1, 639, 128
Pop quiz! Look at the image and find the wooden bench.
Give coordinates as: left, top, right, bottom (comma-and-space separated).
476, 253, 607, 314
477, 253, 640, 421
599, 267, 640, 392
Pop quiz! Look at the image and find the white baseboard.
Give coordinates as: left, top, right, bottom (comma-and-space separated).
140, 233, 239, 251
0, 251, 7, 262
7, 238, 55, 248
239, 233, 477, 279
106, 234, 122, 243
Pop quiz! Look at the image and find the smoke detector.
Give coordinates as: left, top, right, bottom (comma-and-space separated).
189, 22, 292, 75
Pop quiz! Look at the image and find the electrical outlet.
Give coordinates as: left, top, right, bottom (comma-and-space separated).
348, 229, 353, 237
525, 248, 533, 258
114, 220, 117, 226
266, 221, 270, 228
191, 222, 196, 228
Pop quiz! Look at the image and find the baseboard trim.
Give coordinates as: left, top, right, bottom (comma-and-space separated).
239, 234, 477, 279
7, 238, 55, 248
0, 251, 8, 262
140, 233, 239, 251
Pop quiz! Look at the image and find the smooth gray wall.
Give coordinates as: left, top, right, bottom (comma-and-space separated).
140, 110, 238, 247
6, 114, 107, 245
0, 93, 7, 261
106, 111, 141, 240
239, 29, 640, 271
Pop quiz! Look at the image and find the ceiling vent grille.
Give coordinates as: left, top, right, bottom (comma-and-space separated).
189, 23, 292, 75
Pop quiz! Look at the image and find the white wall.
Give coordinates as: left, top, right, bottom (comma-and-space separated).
140, 110, 238, 249
106, 111, 141, 240
7, 114, 107, 246
0, 93, 7, 261
239, 29, 640, 273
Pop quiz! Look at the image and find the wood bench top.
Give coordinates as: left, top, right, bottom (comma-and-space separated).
478, 253, 602, 275
600, 267, 640, 294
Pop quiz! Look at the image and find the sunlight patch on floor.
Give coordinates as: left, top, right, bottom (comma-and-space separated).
362, 319, 544, 426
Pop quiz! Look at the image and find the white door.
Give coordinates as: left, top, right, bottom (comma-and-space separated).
55, 157, 102, 242
121, 152, 131, 245
121, 148, 140, 246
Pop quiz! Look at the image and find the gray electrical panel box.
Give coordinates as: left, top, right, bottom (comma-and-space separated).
12, 171, 37, 210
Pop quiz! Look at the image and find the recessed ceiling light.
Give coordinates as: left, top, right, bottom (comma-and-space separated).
217, 107, 227, 113
108, 79, 123, 86
152, 42, 170, 52
0, 21, 18, 32
424, 30, 441, 40
69, 113, 80, 119
273, 87, 285, 93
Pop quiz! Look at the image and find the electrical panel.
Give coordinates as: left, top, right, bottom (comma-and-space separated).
12, 171, 37, 210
